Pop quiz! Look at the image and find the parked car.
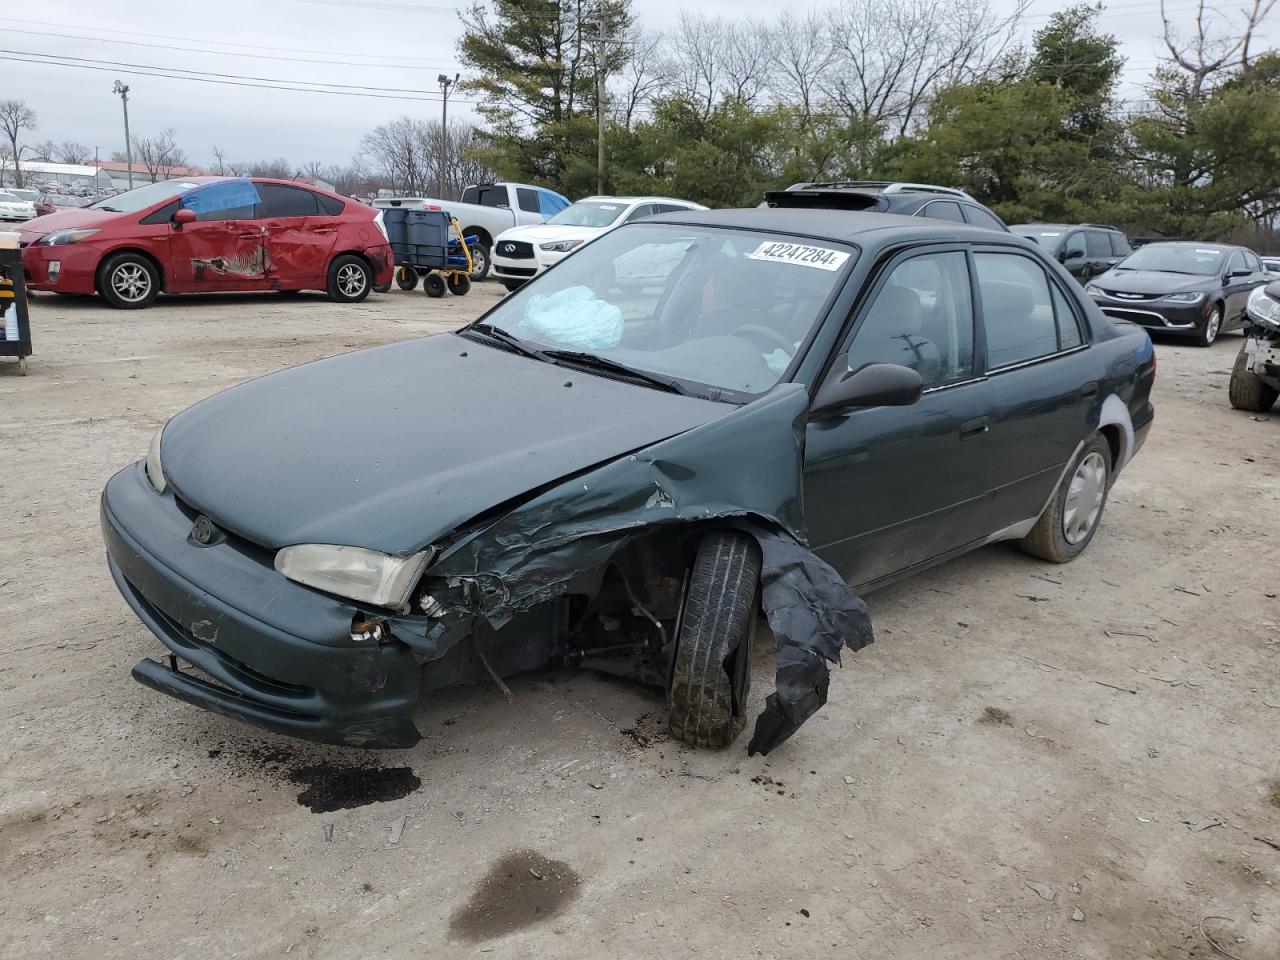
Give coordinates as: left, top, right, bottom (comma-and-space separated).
375, 182, 570, 281
19, 177, 393, 309
103, 208, 1154, 752
1011, 223, 1132, 283
0, 190, 38, 221
492, 196, 707, 290
1084, 241, 1271, 346
35, 194, 91, 217
766, 181, 1009, 231
1228, 280, 1280, 411
1261, 255, 1280, 277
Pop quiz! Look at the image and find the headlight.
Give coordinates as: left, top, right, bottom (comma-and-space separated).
36, 227, 101, 246
1084, 283, 1102, 296
274, 544, 434, 611
1246, 284, 1280, 329
145, 426, 166, 493
539, 239, 583, 253
1162, 291, 1205, 304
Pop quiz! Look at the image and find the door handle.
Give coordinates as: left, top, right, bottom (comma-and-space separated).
959, 417, 989, 440
1080, 382, 1099, 398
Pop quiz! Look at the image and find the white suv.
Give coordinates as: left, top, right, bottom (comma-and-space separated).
492, 196, 706, 290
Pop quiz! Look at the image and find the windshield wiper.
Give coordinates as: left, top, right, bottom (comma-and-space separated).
541, 349, 692, 396
94, 205, 121, 212
462, 322, 549, 361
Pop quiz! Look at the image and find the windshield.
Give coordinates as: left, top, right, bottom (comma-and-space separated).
88, 180, 200, 213
0, 192, 17, 202
1014, 229, 1063, 251
547, 200, 628, 228
469, 223, 855, 398
1117, 244, 1225, 276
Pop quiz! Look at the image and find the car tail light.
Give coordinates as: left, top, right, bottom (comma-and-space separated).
372, 210, 389, 242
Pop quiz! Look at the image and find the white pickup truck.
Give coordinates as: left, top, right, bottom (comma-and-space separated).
374, 182, 571, 280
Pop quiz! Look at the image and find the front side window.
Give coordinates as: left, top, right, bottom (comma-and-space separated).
1064, 232, 1087, 259
471, 224, 855, 398
1085, 231, 1112, 257
975, 253, 1061, 368
1228, 250, 1248, 274
517, 187, 540, 213
181, 179, 261, 221
846, 251, 974, 388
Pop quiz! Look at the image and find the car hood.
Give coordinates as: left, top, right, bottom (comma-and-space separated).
496, 223, 609, 245
1094, 270, 1215, 295
161, 333, 727, 555
18, 207, 122, 241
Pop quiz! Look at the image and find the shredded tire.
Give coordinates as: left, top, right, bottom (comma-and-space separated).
1228, 344, 1279, 412
668, 531, 760, 749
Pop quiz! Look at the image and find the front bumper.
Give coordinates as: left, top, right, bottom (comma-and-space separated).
21, 240, 100, 293
493, 247, 571, 283
1244, 333, 1280, 385
1089, 294, 1209, 334
102, 462, 423, 747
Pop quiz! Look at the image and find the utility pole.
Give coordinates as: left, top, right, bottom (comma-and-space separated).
437, 72, 458, 199
112, 80, 134, 189
595, 33, 605, 196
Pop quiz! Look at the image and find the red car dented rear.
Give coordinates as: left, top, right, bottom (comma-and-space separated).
19, 177, 392, 308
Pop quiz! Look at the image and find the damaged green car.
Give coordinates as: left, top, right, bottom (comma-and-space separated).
102, 207, 1155, 753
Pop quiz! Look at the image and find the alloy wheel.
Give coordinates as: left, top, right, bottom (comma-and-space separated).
337, 263, 367, 298
1062, 451, 1107, 545
111, 263, 152, 303
1204, 307, 1222, 345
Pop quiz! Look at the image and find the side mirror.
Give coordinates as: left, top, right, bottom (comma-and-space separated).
1231, 268, 1252, 278
173, 207, 196, 226
1057, 249, 1068, 263
812, 362, 924, 416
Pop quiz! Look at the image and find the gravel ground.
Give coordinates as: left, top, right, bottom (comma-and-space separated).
1, 285, 1277, 960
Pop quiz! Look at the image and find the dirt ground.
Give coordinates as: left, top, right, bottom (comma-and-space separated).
1, 284, 1277, 960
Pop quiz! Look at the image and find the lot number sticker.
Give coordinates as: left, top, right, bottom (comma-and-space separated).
748, 241, 850, 271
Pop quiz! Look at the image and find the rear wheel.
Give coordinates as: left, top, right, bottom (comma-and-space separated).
668, 531, 759, 749
447, 272, 471, 296
423, 273, 446, 298
395, 267, 418, 291
326, 254, 372, 303
1195, 304, 1222, 347
1021, 435, 1112, 563
98, 252, 160, 309
1229, 343, 1280, 411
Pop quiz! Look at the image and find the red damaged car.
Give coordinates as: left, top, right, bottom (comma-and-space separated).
20, 177, 393, 308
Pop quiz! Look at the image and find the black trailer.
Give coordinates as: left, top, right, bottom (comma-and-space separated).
0, 247, 31, 375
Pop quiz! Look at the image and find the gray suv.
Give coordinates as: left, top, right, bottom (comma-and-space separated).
1011, 224, 1133, 284
767, 181, 1009, 232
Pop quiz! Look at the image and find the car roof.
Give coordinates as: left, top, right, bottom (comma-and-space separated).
1140, 240, 1237, 251
647, 207, 1024, 245
575, 196, 702, 206
1010, 223, 1124, 232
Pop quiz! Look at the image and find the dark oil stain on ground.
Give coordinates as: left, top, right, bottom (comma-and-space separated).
289, 764, 421, 813
1266, 779, 1280, 809
979, 706, 1013, 725
449, 849, 581, 942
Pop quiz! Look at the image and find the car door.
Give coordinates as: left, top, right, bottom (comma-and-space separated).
973, 248, 1097, 530
255, 183, 331, 290
1222, 250, 1257, 323
804, 246, 996, 588
1083, 230, 1116, 279
165, 180, 268, 292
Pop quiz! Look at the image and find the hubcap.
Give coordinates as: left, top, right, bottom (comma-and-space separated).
337, 263, 367, 297
1205, 308, 1221, 344
1063, 451, 1107, 545
112, 263, 151, 302
471, 249, 487, 278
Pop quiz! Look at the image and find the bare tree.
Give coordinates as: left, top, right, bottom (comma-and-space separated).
771, 11, 835, 125
0, 99, 38, 187
243, 158, 291, 179
132, 129, 190, 181
1159, 0, 1278, 97
823, 0, 1029, 138
55, 141, 92, 164
211, 144, 229, 175
611, 29, 668, 130
662, 14, 728, 119
360, 116, 432, 194
721, 18, 776, 105
29, 139, 55, 161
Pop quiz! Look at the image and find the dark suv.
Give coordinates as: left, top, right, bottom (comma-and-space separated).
766, 181, 1008, 232
1011, 224, 1132, 284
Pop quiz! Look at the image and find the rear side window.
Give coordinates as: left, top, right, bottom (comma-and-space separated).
847, 250, 975, 388
516, 187, 540, 213
975, 253, 1060, 368
1085, 231, 1111, 257
474, 186, 506, 208
317, 194, 345, 215
1109, 232, 1132, 257
1052, 284, 1084, 349
961, 205, 1006, 231
624, 203, 656, 223
257, 183, 319, 217
921, 200, 965, 222
653, 203, 689, 214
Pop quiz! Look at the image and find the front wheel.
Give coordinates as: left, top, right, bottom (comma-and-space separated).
98, 252, 160, 309
467, 243, 491, 281
423, 273, 446, 298
1195, 304, 1222, 347
447, 272, 471, 296
1021, 435, 1112, 563
326, 254, 372, 303
395, 267, 418, 291
1228, 343, 1280, 411
668, 531, 759, 749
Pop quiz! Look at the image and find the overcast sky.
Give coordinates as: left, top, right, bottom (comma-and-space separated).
2, 0, 1274, 171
